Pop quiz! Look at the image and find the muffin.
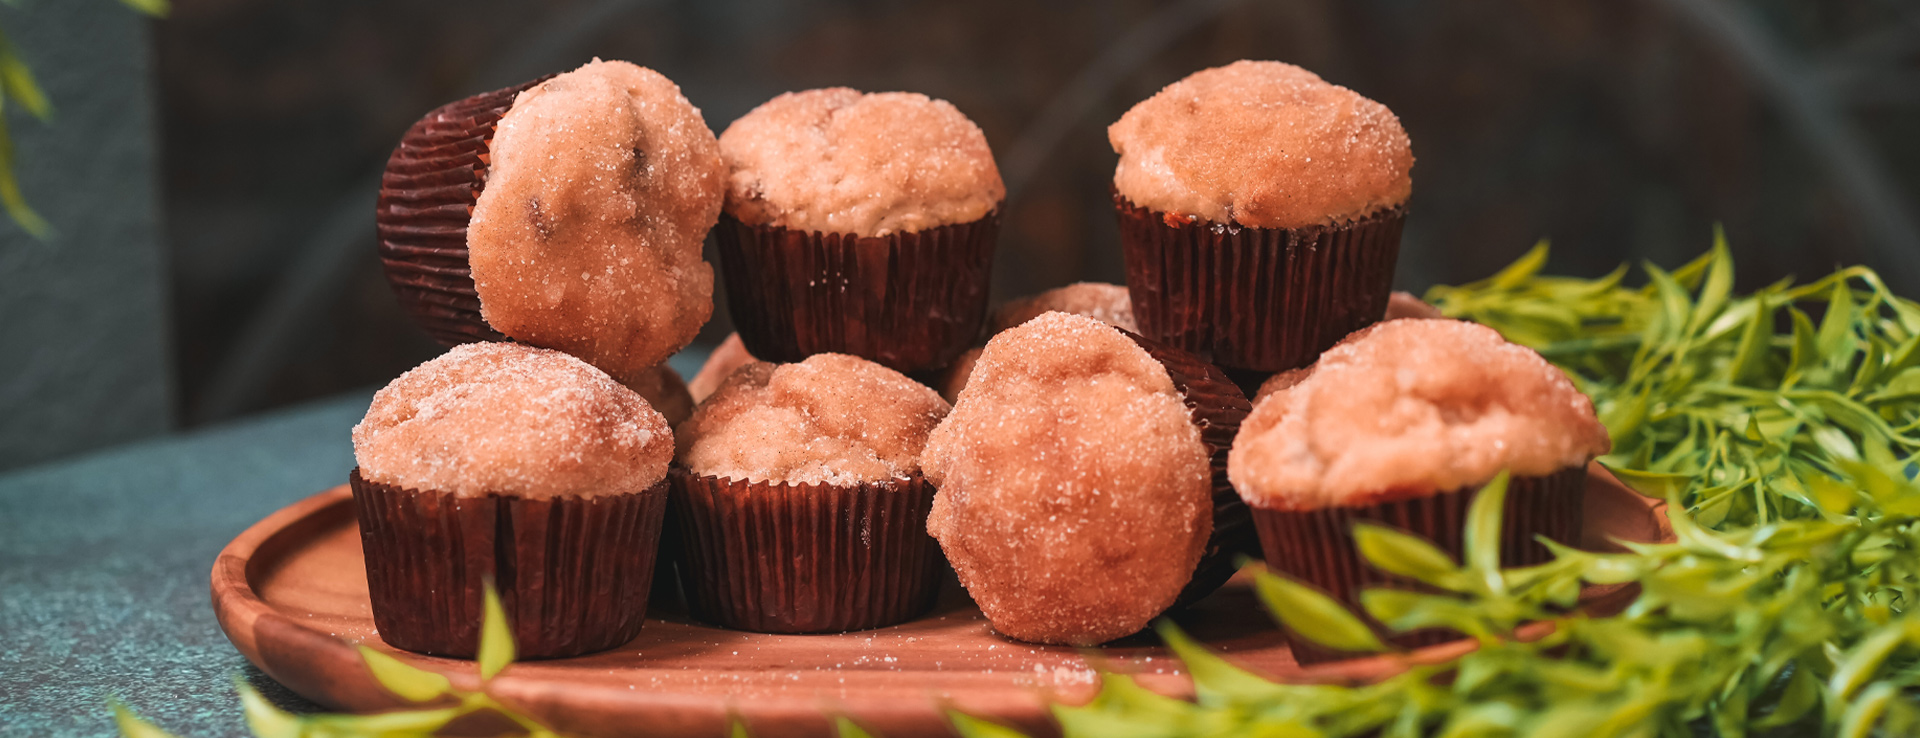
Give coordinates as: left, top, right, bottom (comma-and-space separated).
1228, 319, 1609, 660
714, 88, 1004, 373
921, 312, 1252, 646
1109, 60, 1413, 378
375, 59, 724, 388
350, 342, 674, 658
671, 353, 951, 632
937, 282, 1137, 404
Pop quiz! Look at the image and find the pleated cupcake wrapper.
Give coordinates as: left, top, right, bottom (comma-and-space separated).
1116, 192, 1406, 374
1251, 467, 1587, 665
668, 468, 943, 633
349, 469, 668, 659
1119, 330, 1257, 609
714, 210, 1000, 373
374, 76, 552, 347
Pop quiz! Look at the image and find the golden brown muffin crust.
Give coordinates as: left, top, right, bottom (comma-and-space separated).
468, 59, 725, 379
921, 312, 1210, 645
676, 353, 950, 486
352, 343, 673, 499
1108, 60, 1413, 229
1229, 319, 1609, 511
719, 88, 1004, 237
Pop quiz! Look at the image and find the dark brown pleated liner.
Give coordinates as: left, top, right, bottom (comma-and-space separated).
1253, 466, 1586, 664
714, 210, 1000, 373
374, 76, 551, 347
668, 468, 943, 633
349, 469, 668, 659
1119, 330, 1257, 609
1116, 191, 1406, 373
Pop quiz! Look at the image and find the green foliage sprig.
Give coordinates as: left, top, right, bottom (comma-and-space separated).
0, 0, 169, 238
1026, 238, 1920, 738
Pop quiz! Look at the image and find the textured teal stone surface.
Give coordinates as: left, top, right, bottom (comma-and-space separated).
0, 391, 368, 737
0, 350, 709, 737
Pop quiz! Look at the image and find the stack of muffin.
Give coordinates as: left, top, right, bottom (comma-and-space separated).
352, 57, 1609, 662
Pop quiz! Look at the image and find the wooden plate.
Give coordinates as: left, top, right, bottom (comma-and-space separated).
211, 466, 1669, 738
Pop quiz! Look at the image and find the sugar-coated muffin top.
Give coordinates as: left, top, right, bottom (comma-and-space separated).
676, 353, 951, 486
353, 343, 673, 499
991, 282, 1137, 334
1108, 60, 1413, 229
719, 88, 1005, 237
467, 59, 724, 380
921, 312, 1210, 645
1229, 319, 1609, 511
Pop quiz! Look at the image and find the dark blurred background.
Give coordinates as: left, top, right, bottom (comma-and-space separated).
3, 0, 1918, 470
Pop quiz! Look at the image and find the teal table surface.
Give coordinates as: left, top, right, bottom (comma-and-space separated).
0, 350, 709, 738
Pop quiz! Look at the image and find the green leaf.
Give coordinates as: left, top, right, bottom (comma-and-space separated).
834, 715, 876, 738
305, 707, 463, 734
1838, 681, 1898, 738
358, 646, 452, 702
478, 580, 514, 680
236, 681, 303, 738
1816, 281, 1858, 362
1464, 471, 1511, 594
1489, 241, 1549, 289
730, 719, 755, 738
1828, 620, 1906, 700
1359, 589, 1490, 638
110, 702, 181, 738
118, 0, 172, 16
1352, 523, 1463, 590
1724, 296, 1771, 384
1155, 621, 1288, 705
949, 710, 1032, 738
1252, 568, 1386, 653
1602, 465, 1691, 499
1687, 231, 1733, 337
1786, 307, 1819, 387
1754, 662, 1819, 728
0, 28, 50, 120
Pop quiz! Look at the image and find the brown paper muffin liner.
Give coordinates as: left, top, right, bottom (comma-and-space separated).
1251, 466, 1587, 664
1119, 330, 1257, 609
349, 469, 668, 659
374, 76, 551, 347
714, 210, 1000, 373
1116, 191, 1405, 373
668, 467, 943, 633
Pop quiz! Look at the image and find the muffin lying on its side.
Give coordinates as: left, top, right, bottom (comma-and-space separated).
922, 312, 1251, 646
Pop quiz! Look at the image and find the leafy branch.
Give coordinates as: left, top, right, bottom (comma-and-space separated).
1039, 239, 1920, 737
0, 0, 169, 239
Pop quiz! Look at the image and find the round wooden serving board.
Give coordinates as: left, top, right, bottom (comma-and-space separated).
212, 466, 1670, 738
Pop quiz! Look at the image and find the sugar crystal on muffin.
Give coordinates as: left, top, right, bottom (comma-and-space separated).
353, 342, 673, 499
922, 312, 1211, 645
1108, 60, 1413, 229
676, 353, 950, 486
1229, 319, 1609, 511
467, 59, 725, 379
719, 88, 1004, 237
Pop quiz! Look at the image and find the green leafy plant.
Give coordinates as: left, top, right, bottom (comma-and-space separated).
1032, 239, 1920, 737
0, 0, 168, 238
